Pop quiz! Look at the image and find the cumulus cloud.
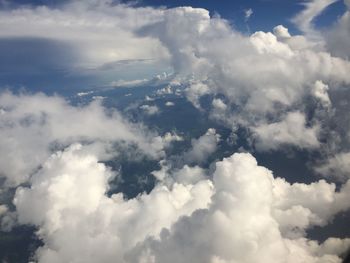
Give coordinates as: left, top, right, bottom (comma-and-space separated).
185, 82, 210, 109
9, 147, 350, 263
1, 1, 350, 262
315, 152, 350, 181
183, 128, 221, 165
162, 132, 183, 143
140, 104, 160, 115
0, 1, 168, 69
312, 80, 332, 107
252, 112, 320, 151
139, 6, 350, 151
0, 92, 164, 186
2, 0, 350, 151
129, 153, 350, 263
273, 25, 291, 39
156, 85, 173, 96
212, 98, 227, 111
14, 144, 214, 263
149, 132, 184, 155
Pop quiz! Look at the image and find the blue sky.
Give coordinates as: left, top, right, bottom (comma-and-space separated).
137, 0, 347, 34
1, 1, 350, 262
3, 0, 347, 33
0, 0, 348, 93
137, 0, 305, 33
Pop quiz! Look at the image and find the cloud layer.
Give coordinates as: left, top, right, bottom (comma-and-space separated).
0, 92, 164, 186
138, 5, 350, 152
12, 148, 350, 263
1, 1, 350, 262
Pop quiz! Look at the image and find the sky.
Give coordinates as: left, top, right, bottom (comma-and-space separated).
136, 0, 346, 32
1, 0, 350, 262
0, 0, 348, 92
2, 0, 347, 32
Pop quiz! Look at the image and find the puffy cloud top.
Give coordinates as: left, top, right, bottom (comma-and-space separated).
1, 1, 350, 262
0, 92, 164, 186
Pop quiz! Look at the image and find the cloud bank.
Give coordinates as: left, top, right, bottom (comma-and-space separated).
12, 149, 350, 263
0, 92, 164, 186
1, 0, 350, 262
136, 5, 350, 153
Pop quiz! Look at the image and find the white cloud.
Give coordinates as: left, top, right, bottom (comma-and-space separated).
252, 112, 320, 151
156, 85, 173, 96
171, 165, 206, 185
2, 1, 350, 151
165, 101, 175, 106
140, 104, 160, 115
185, 82, 210, 109
315, 152, 350, 181
145, 95, 154, 101
292, 0, 338, 38
0, 1, 169, 69
140, 6, 350, 150
0, 92, 164, 186
273, 25, 291, 39
244, 8, 253, 21
325, 1, 350, 59
312, 80, 331, 107
11, 148, 350, 262
149, 132, 184, 157
212, 98, 227, 111
1, 2, 350, 262
293, 0, 350, 60
14, 144, 214, 263
250, 31, 294, 57
162, 132, 183, 143
110, 78, 150, 88
184, 128, 220, 165
77, 91, 94, 97
152, 161, 206, 186
273, 177, 350, 236
129, 153, 350, 263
